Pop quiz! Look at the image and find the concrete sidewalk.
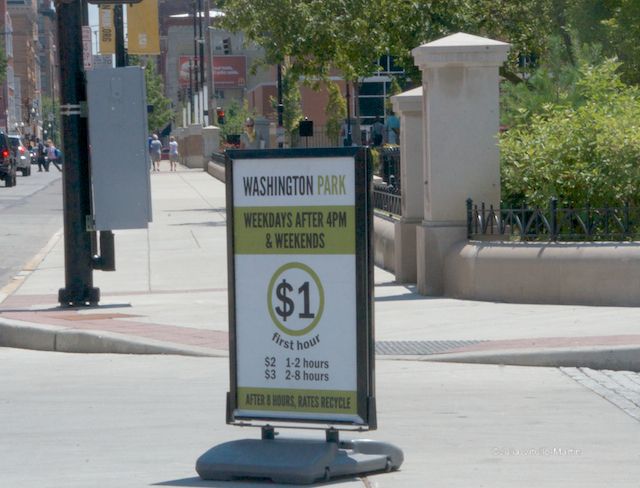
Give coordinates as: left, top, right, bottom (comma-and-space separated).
1, 166, 640, 370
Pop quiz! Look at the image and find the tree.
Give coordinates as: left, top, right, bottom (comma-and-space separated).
0, 43, 7, 85
128, 57, 174, 134
325, 81, 346, 146
144, 60, 173, 133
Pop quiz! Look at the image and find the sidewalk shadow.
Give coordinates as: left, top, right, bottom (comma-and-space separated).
154, 476, 356, 487
172, 222, 227, 227
374, 282, 437, 302
0, 303, 132, 313
169, 208, 227, 213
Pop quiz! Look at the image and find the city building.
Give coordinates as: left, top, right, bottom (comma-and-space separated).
38, 0, 57, 142
0, 0, 16, 132
7, 0, 40, 138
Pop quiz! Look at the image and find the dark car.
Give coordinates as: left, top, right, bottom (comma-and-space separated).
0, 131, 17, 187
8, 134, 31, 176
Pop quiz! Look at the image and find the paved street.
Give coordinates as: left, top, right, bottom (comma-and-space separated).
1, 348, 639, 488
0, 171, 62, 299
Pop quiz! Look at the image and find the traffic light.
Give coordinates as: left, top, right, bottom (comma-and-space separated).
216, 108, 225, 125
222, 38, 231, 55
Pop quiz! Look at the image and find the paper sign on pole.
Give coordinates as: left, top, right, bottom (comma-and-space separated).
98, 5, 115, 55
226, 147, 376, 428
127, 0, 160, 55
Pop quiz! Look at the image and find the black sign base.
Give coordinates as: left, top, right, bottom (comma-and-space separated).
196, 437, 403, 484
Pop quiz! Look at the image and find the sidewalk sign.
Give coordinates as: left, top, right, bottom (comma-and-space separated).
196, 147, 403, 484
226, 147, 375, 427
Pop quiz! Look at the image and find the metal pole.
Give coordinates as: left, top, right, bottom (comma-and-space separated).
277, 63, 284, 148
198, 0, 205, 124
345, 81, 352, 146
204, 0, 214, 124
193, 1, 199, 124
57, 0, 99, 306
114, 5, 126, 68
95, 0, 124, 272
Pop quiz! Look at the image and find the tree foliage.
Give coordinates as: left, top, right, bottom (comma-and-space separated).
500, 60, 640, 209
144, 60, 174, 133
325, 81, 346, 146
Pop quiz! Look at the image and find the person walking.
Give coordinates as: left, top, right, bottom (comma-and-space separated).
150, 134, 162, 171
371, 116, 385, 147
35, 138, 47, 172
239, 117, 259, 149
169, 136, 179, 172
46, 140, 62, 172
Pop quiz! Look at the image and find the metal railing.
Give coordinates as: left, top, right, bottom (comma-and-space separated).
467, 198, 640, 241
373, 183, 401, 217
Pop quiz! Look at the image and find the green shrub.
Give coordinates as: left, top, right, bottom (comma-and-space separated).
500, 59, 640, 209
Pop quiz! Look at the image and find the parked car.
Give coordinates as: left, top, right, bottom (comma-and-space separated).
0, 131, 17, 187
8, 134, 31, 176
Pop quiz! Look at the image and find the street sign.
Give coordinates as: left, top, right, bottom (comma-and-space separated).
225, 147, 375, 428
82, 26, 93, 71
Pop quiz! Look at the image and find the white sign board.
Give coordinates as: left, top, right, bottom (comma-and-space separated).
227, 148, 375, 427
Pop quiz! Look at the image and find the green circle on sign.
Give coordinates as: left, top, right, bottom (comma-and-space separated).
267, 262, 325, 337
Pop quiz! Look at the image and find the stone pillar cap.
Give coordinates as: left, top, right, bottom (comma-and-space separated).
391, 86, 423, 114
413, 32, 510, 68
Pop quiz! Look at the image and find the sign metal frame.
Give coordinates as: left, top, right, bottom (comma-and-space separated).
225, 147, 376, 430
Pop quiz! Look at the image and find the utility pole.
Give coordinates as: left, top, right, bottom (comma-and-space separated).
277, 63, 284, 148
114, 4, 126, 67
192, 0, 199, 124
57, 0, 99, 306
198, 0, 205, 125
204, 0, 214, 125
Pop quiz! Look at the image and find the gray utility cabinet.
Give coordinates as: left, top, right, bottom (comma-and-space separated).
86, 66, 152, 231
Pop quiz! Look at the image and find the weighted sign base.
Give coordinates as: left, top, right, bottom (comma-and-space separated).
196, 437, 404, 485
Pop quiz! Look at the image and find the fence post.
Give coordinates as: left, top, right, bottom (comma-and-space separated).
466, 198, 473, 238
624, 201, 630, 238
550, 197, 558, 241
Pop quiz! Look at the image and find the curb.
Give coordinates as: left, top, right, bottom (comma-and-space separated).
0, 318, 226, 358
413, 346, 640, 372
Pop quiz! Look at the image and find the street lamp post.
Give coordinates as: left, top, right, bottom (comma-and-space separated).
57, 0, 99, 306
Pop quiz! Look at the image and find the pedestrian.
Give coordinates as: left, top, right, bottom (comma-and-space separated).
35, 138, 47, 172
340, 119, 352, 147
150, 134, 162, 171
385, 112, 400, 145
371, 116, 385, 147
169, 136, 179, 172
239, 117, 259, 149
46, 140, 62, 172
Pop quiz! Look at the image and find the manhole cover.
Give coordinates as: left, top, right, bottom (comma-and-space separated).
375, 340, 486, 356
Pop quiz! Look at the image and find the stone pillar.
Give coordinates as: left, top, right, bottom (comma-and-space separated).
202, 126, 221, 164
412, 32, 510, 295
184, 124, 204, 169
391, 86, 424, 283
254, 116, 270, 149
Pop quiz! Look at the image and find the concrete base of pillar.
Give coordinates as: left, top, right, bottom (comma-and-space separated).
416, 221, 466, 296
202, 126, 221, 165
394, 218, 419, 284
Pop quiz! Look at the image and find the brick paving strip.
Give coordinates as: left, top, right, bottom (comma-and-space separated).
4, 294, 640, 356
0, 294, 229, 351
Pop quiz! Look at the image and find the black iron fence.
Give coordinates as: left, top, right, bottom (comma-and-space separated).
373, 182, 401, 217
290, 124, 341, 148
467, 198, 640, 241
378, 146, 401, 189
